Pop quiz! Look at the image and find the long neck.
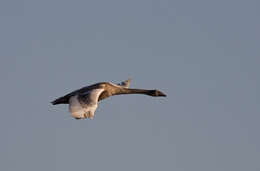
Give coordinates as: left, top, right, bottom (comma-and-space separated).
116, 88, 152, 96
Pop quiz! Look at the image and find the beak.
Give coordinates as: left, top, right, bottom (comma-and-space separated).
158, 91, 167, 97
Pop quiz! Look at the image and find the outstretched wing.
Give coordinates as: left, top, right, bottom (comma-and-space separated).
51, 83, 105, 105
69, 88, 104, 119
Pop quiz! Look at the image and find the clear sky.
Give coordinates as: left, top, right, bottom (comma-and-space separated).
0, 0, 259, 170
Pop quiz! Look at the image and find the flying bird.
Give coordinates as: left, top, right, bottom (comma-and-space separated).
51, 79, 166, 119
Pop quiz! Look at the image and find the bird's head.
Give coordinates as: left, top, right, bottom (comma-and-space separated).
148, 89, 167, 97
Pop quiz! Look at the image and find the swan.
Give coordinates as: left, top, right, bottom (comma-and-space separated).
51, 79, 166, 119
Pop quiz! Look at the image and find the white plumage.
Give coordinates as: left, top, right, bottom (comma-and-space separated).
69, 89, 104, 119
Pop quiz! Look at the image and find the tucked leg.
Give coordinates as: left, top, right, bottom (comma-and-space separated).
84, 111, 94, 119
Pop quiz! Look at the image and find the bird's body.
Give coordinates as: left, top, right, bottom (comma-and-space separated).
51, 79, 166, 119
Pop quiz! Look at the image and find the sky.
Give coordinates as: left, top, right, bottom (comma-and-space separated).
0, 0, 259, 170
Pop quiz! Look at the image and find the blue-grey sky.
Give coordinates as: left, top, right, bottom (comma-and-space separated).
1, 0, 259, 170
